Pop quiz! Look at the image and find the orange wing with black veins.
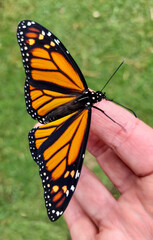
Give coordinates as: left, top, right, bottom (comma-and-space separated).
29, 109, 91, 221
17, 20, 87, 123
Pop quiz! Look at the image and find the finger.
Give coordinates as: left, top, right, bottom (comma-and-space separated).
99, 148, 136, 193
34, 122, 43, 128
90, 99, 153, 176
64, 196, 98, 239
87, 132, 136, 193
73, 165, 117, 225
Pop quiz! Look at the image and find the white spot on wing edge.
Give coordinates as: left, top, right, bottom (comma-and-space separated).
66, 190, 69, 197
56, 211, 60, 216
47, 32, 51, 36
27, 21, 32, 26
42, 30, 45, 36
70, 185, 75, 192
75, 170, 80, 179
54, 39, 60, 45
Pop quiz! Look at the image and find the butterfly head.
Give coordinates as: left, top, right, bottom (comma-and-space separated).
91, 90, 106, 104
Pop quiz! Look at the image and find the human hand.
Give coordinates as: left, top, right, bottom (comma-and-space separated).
64, 99, 153, 240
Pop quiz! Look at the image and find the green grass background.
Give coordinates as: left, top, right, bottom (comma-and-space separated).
1, 0, 153, 239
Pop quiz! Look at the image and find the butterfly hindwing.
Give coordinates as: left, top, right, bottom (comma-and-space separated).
17, 20, 88, 123
29, 109, 91, 221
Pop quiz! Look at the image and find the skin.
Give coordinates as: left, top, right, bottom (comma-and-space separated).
63, 99, 153, 240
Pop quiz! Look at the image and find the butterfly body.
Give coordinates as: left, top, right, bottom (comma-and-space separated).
17, 20, 106, 221
44, 90, 105, 123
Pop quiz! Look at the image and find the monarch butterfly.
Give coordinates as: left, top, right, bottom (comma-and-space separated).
17, 20, 128, 222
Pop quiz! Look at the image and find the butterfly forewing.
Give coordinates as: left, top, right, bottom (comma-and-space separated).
17, 20, 87, 123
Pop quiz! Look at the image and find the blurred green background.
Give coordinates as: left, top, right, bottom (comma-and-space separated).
1, 0, 153, 239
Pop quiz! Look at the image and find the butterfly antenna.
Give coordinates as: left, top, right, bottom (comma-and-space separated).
101, 59, 126, 92
94, 59, 136, 130
101, 59, 137, 117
